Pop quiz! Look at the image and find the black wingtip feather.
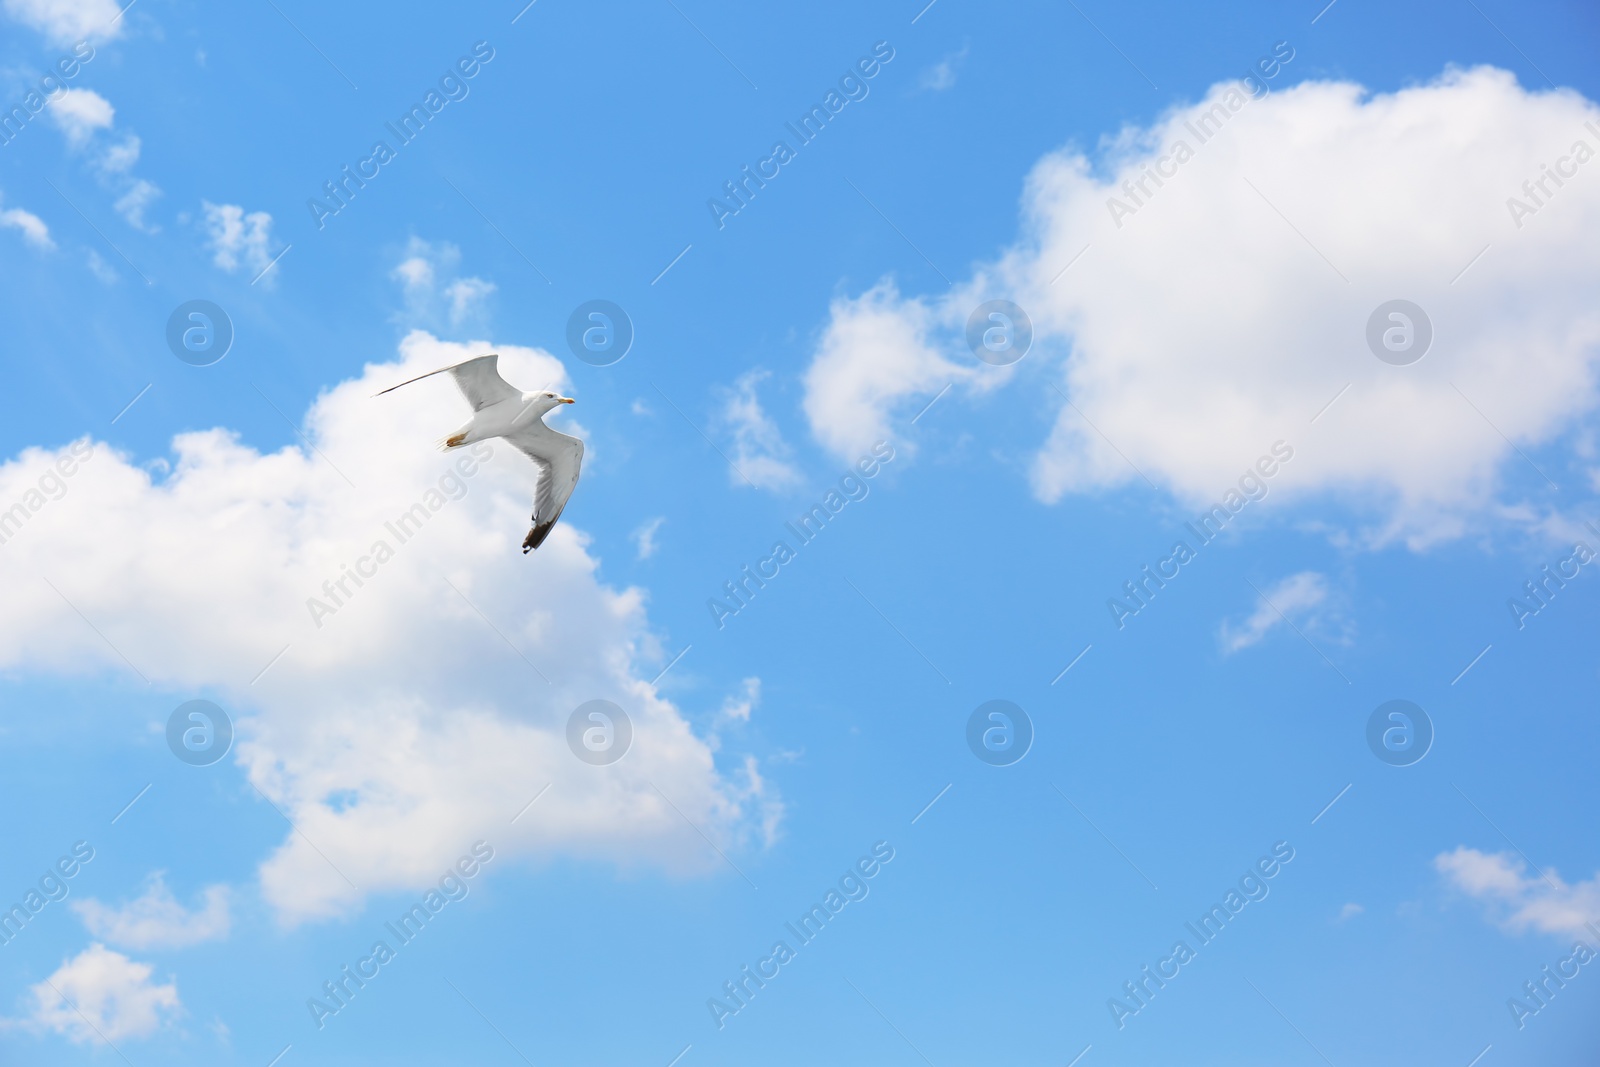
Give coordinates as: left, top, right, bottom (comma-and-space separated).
521, 521, 555, 554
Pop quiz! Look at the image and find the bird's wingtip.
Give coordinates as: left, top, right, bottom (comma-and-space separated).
522, 521, 553, 553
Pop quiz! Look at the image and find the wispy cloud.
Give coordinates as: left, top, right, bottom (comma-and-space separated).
632, 516, 665, 560
919, 45, 968, 92
1220, 571, 1329, 653
390, 237, 495, 328
444, 277, 496, 326
115, 178, 160, 233
717, 369, 801, 491
733, 753, 784, 848
706, 676, 759, 755
43, 86, 164, 232
1436, 847, 1600, 940
72, 873, 231, 950
719, 676, 759, 725
202, 200, 275, 278
85, 248, 116, 281
98, 134, 140, 175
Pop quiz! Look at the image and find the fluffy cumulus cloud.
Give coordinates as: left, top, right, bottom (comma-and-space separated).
72, 874, 231, 949
1219, 570, 1329, 652
0, 331, 777, 926
718, 369, 802, 491
18, 944, 180, 1043
201, 201, 275, 279
801, 67, 1600, 545
1436, 847, 1600, 939
803, 281, 984, 460
2, 0, 123, 43
46, 86, 112, 145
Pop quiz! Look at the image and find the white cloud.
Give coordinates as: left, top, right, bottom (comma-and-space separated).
803, 281, 982, 461
919, 46, 968, 92
41, 88, 161, 233
392, 251, 436, 292
694, 679, 778, 843
85, 248, 116, 282
201, 200, 273, 278
733, 754, 783, 848
98, 134, 140, 174
719, 677, 759, 724
0, 193, 53, 249
391, 239, 494, 328
1219, 570, 1329, 652
1337, 902, 1363, 921
0, 329, 777, 926
718, 370, 802, 491
444, 277, 495, 325
3, 0, 123, 44
47, 87, 112, 146
801, 67, 1600, 546
18, 944, 180, 1043
72, 874, 230, 949
631, 516, 664, 560
114, 178, 159, 232
1436, 847, 1600, 940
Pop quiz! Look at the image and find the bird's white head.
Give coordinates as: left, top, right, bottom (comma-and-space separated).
526, 389, 577, 417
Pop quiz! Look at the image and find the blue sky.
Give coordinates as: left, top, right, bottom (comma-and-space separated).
1, 0, 1598, 1064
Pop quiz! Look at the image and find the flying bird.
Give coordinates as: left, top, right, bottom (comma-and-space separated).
376, 354, 583, 553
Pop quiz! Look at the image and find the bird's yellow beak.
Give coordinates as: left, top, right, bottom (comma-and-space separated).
559, 397, 576, 404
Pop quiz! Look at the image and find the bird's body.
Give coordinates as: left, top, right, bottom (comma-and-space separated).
376, 354, 583, 553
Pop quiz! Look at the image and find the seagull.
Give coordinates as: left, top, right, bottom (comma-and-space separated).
376, 354, 583, 553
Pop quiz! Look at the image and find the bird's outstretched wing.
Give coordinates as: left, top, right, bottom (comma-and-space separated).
506, 422, 585, 553
374, 354, 520, 412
